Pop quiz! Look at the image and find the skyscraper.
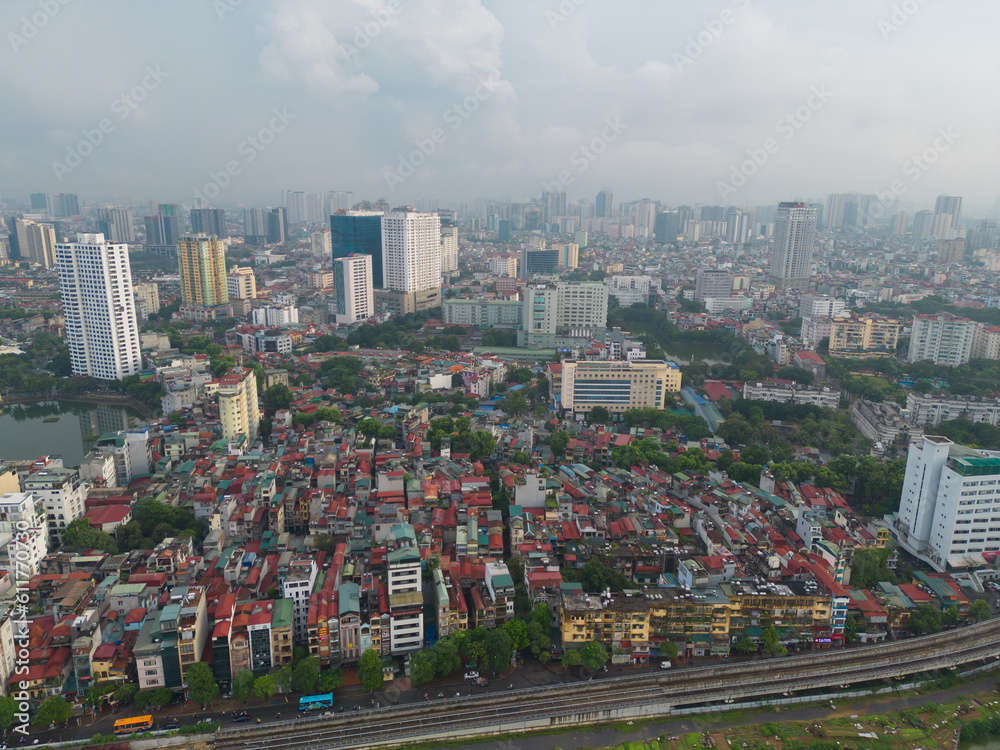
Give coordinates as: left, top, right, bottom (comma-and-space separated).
440, 222, 458, 275
14, 219, 56, 267
541, 191, 566, 226
913, 210, 935, 241
29, 193, 47, 211
144, 211, 179, 247
331, 212, 384, 287
244, 208, 268, 246
310, 228, 332, 258
177, 235, 229, 307
190, 208, 227, 238
654, 211, 680, 244
934, 194, 963, 231
333, 253, 374, 325
267, 207, 287, 245
218, 367, 260, 443
97, 207, 134, 243
328, 191, 354, 212
46, 193, 80, 218
382, 209, 441, 294
595, 188, 613, 218
768, 202, 817, 290
56, 233, 142, 380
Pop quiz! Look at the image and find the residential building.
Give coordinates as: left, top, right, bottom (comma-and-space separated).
227, 266, 257, 299
605, 275, 652, 307
218, 367, 260, 443
828, 315, 902, 359
933, 194, 962, 233
442, 299, 522, 327
333, 253, 374, 325
22, 468, 84, 547
133, 282, 160, 320
96, 208, 134, 243
694, 268, 731, 302
908, 313, 978, 366
742, 380, 839, 408
550, 242, 579, 268
595, 189, 613, 218
47, 192, 80, 217
282, 557, 318, 644
520, 282, 608, 348
251, 305, 298, 327
175, 586, 208, 684
906, 392, 1000, 427
190, 207, 227, 238
973, 325, 1000, 361
550, 359, 682, 417
800, 295, 845, 319
267, 207, 287, 245
0, 492, 48, 578
768, 202, 817, 290
894, 435, 1000, 571
144, 211, 179, 247
244, 208, 268, 246
14, 219, 56, 267
441, 223, 458, 274
56, 233, 142, 380
488, 256, 517, 278
177, 235, 229, 307
387, 527, 423, 655
382, 209, 441, 310
848, 400, 923, 449
310, 228, 332, 258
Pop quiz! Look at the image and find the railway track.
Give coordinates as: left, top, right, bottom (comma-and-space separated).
216, 617, 1000, 750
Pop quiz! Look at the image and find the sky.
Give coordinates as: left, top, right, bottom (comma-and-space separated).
1, 0, 997, 216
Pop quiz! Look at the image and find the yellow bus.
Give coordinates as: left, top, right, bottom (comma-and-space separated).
113, 715, 154, 735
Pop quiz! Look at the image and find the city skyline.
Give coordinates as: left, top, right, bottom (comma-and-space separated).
0, 1, 997, 212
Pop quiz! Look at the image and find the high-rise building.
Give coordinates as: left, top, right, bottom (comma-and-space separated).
634, 199, 657, 236
333, 253, 374, 325
382, 209, 441, 294
549, 359, 682, 417
331, 212, 384, 287
22, 468, 84, 548
522, 282, 608, 342
936, 238, 966, 264
654, 211, 680, 244
97, 208, 134, 243
15, 219, 56, 267
4, 217, 21, 260
799, 294, 845, 319
912, 210, 935, 241
281, 190, 326, 224
551, 242, 579, 269
934, 194, 962, 232
218, 367, 260, 443
694, 268, 732, 302
895, 435, 1000, 571
892, 211, 908, 236
595, 189, 613, 218
498, 220, 512, 244
328, 191, 353, 213
724, 207, 751, 244
310, 228, 332, 258
930, 212, 953, 240
177, 234, 229, 307
29, 193, 47, 211
244, 208, 268, 246
969, 220, 999, 253
768, 202, 817, 290
46, 193, 80, 218
387, 528, 424, 655
267, 207, 287, 245
144, 211, 179, 247
520, 247, 559, 277
440, 223, 458, 275
541, 191, 566, 225
56, 233, 142, 380
908, 313, 978, 366
227, 266, 257, 299
133, 282, 160, 320
828, 314, 901, 359
190, 208, 227, 238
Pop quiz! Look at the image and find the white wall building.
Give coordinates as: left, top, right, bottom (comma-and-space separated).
906, 392, 1000, 427
388, 543, 424, 654
440, 224, 458, 275
895, 435, 1000, 571
281, 557, 317, 644
907, 313, 978, 366
252, 305, 299, 327
0, 492, 49, 579
333, 253, 374, 325
382, 209, 441, 293
21, 468, 84, 547
56, 233, 142, 380
800, 294, 845, 319
604, 275, 652, 307
768, 202, 817, 290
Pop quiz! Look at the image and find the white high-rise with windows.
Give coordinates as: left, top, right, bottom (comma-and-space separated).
768, 202, 817, 290
440, 224, 458, 275
333, 253, 373, 325
895, 435, 1000, 571
382, 209, 441, 293
56, 233, 142, 380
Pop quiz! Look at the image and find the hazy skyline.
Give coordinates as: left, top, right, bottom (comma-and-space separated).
2, 0, 998, 214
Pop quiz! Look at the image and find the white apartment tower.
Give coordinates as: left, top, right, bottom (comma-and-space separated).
310, 228, 332, 258
333, 253, 374, 325
907, 313, 978, 366
895, 435, 1000, 571
440, 224, 458, 275
768, 202, 817, 290
382, 209, 441, 293
56, 233, 142, 380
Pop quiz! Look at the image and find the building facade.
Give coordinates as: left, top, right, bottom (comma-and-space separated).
768, 202, 817, 290
551, 359, 682, 417
56, 233, 142, 380
178, 235, 229, 307
908, 313, 978, 366
828, 315, 902, 359
333, 253, 374, 325
218, 367, 260, 443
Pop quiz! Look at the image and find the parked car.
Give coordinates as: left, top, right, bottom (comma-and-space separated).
233, 712, 250, 723
163, 722, 180, 731
464, 670, 480, 681
196, 718, 215, 726
660, 660, 672, 669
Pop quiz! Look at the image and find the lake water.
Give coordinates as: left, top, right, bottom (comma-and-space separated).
0, 400, 145, 467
